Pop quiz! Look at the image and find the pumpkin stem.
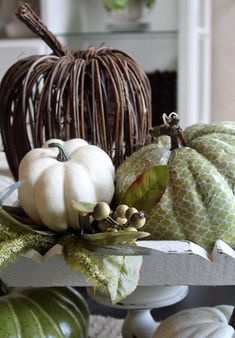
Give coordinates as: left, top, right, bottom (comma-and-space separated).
149, 112, 186, 151
15, 4, 73, 58
0, 279, 10, 296
48, 143, 70, 162
229, 307, 235, 329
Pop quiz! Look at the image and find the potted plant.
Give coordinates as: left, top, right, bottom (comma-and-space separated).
103, 0, 156, 29
104, 0, 156, 11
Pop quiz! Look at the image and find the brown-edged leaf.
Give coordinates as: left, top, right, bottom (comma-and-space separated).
120, 165, 168, 211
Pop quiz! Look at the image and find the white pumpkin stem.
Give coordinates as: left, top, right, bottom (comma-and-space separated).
48, 143, 70, 162
149, 112, 186, 151
229, 307, 235, 329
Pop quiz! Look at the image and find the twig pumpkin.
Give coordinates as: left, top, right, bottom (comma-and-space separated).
0, 4, 152, 180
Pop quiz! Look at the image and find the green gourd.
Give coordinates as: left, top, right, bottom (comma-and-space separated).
115, 113, 235, 251
0, 286, 89, 338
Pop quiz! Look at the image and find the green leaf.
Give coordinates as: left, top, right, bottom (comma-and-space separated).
103, 255, 143, 304
61, 235, 109, 291
72, 201, 95, 216
121, 165, 169, 211
88, 243, 156, 256
0, 208, 35, 234
2, 206, 38, 226
83, 231, 150, 247
0, 207, 54, 236
104, 0, 128, 11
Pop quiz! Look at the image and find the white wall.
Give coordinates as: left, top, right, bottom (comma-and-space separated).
40, 0, 178, 33
40, 0, 178, 72
211, 0, 235, 122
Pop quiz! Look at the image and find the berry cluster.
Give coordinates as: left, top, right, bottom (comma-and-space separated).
92, 202, 146, 232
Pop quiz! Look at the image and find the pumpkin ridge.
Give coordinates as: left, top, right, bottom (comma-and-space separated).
168, 149, 211, 243
19, 156, 57, 225
49, 288, 89, 322
184, 122, 235, 142
63, 162, 96, 228
6, 299, 22, 338
18, 294, 64, 338
46, 294, 84, 336
51, 287, 90, 327
34, 164, 67, 231
32, 291, 85, 336
64, 165, 71, 227
29, 308, 45, 338
186, 153, 235, 243
189, 134, 235, 189
168, 147, 235, 249
175, 322, 227, 337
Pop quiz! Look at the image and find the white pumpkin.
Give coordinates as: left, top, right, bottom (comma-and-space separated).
18, 138, 115, 231
153, 305, 235, 338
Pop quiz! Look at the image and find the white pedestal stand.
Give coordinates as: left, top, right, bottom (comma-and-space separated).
87, 285, 188, 338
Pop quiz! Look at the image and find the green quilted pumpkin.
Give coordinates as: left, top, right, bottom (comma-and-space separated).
115, 117, 235, 251
0, 287, 89, 338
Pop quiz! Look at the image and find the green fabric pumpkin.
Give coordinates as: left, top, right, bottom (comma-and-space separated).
0, 286, 89, 338
115, 115, 235, 251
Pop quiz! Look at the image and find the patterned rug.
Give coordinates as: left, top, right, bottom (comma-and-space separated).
89, 315, 123, 338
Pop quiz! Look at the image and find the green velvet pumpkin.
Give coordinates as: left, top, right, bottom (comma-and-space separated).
0, 287, 89, 338
115, 117, 235, 251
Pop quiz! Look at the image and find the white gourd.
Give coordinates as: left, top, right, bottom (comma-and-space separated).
153, 305, 235, 338
18, 138, 115, 232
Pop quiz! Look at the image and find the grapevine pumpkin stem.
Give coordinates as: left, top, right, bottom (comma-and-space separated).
149, 112, 186, 151
229, 307, 235, 329
15, 3, 72, 58
0, 279, 10, 296
48, 143, 70, 162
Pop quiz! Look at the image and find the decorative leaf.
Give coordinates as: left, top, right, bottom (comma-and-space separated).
2, 205, 39, 226
0, 207, 55, 236
103, 255, 143, 304
0, 208, 36, 234
83, 231, 150, 247
121, 165, 169, 211
89, 243, 156, 256
72, 201, 95, 216
61, 234, 109, 291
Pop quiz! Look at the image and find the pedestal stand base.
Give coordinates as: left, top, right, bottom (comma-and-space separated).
87, 285, 188, 338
